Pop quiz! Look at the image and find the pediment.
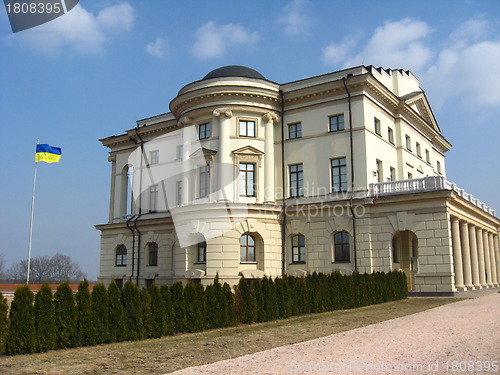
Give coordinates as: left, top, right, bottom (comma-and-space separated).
401, 91, 440, 132
232, 145, 264, 156
189, 147, 217, 165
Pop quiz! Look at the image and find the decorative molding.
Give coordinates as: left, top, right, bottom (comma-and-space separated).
179, 116, 193, 126
213, 108, 233, 118
262, 112, 279, 123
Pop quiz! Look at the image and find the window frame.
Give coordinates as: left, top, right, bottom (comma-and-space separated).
288, 122, 302, 139
199, 122, 211, 140
389, 167, 396, 181
239, 119, 256, 138
425, 149, 431, 164
149, 184, 158, 213
291, 234, 306, 264
333, 232, 350, 263
148, 242, 158, 267
437, 160, 442, 174
240, 234, 256, 263
374, 117, 381, 136
416, 142, 422, 158
199, 165, 210, 198
150, 150, 159, 165
405, 135, 412, 151
331, 157, 347, 192
239, 163, 256, 197
197, 241, 207, 263
376, 159, 383, 182
289, 163, 304, 197
329, 114, 345, 132
388, 127, 395, 144
115, 245, 127, 267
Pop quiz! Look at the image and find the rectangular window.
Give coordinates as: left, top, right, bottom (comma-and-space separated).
199, 165, 210, 198
408, 172, 413, 179
289, 164, 304, 197
405, 135, 412, 151
376, 159, 383, 182
239, 120, 256, 137
239, 163, 255, 197
329, 114, 345, 132
199, 122, 211, 140
390, 167, 396, 181
176, 180, 182, 206
288, 122, 302, 139
176, 145, 183, 160
388, 127, 394, 144
150, 150, 159, 165
149, 185, 158, 212
374, 117, 381, 136
292, 235, 306, 263
334, 232, 350, 262
197, 241, 206, 263
437, 161, 442, 174
331, 157, 347, 192
416, 142, 421, 158
425, 149, 431, 163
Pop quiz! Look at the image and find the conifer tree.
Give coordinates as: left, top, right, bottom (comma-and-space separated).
140, 287, 153, 339
5, 285, 36, 355
206, 275, 223, 329
148, 284, 166, 338
91, 283, 109, 344
54, 282, 76, 349
195, 283, 207, 331
160, 284, 175, 335
121, 281, 144, 341
238, 277, 256, 324
34, 283, 56, 352
170, 282, 187, 333
251, 279, 265, 322
222, 282, 235, 327
75, 280, 97, 347
0, 291, 8, 353
107, 281, 125, 342
184, 282, 202, 333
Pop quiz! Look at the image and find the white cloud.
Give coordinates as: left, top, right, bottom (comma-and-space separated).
10, 3, 134, 55
146, 38, 167, 58
278, 0, 311, 37
191, 21, 258, 60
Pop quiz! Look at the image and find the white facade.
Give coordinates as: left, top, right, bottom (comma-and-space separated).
96, 65, 500, 294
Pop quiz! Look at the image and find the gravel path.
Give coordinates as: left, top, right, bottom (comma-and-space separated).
168, 292, 499, 374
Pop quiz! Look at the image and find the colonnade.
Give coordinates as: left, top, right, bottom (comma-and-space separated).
450, 216, 499, 290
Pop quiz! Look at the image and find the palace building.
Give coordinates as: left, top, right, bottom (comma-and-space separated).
96, 65, 499, 295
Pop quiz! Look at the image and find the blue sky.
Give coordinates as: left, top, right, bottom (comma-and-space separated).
1, 0, 499, 280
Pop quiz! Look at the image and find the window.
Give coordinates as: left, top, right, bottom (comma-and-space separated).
405, 135, 412, 151
199, 122, 211, 140
239, 120, 256, 137
408, 172, 413, 179
416, 142, 421, 158
329, 114, 345, 132
176, 180, 183, 206
197, 241, 206, 263
176, 145, 183, 160
331, 157, 347, 192
388, 127, 394, 144
376, 159, 383, 182
374, 117, 381, 136
145, 279, 154, 289
149, 185, 158, 212
289, 164, 304, 197
115, 245, 127, 267
392, 236, 399, 263
334, 232, 350, 262
425, 149, 430, 164
288, 122, 302, 139
437, 161, 442, 174
390, 167, 396, 181
292, 235, 306, 263
148, 242, 158, 266
114, 279, 124, 290
150, 150, 159, 165
240, 234, 255, 262
199, 165, 210, 198
239, 163, 255, 197
125, 166, 134, 216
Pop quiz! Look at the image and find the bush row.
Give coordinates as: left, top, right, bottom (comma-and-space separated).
0, 270, 407, 355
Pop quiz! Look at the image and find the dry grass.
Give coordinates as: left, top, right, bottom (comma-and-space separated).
0, 298, 459, 375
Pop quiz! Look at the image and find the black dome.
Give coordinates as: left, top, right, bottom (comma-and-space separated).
203, 65, 266, 80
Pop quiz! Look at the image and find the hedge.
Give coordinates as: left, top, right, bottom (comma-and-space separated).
1, 270, 407, 355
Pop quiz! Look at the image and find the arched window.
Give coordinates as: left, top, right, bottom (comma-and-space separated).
240, 234, 255, 262
116, 245, 127, 266
334, 232, 350, 262
197, 241, 207, 263
148, 242, 158, 266
292, 234, 306, 263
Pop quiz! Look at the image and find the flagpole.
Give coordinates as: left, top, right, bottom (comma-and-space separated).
26, 140, 39, 285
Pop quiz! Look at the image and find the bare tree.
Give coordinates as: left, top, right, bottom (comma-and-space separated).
7, 253, 86, 284
0, 255, 6, 282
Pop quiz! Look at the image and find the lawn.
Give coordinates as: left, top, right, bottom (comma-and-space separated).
0, 297, 459, 375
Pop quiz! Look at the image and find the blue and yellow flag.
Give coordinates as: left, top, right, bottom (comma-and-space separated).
35, 144, 62, 163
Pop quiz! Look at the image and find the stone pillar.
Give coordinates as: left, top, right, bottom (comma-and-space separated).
108, 155, 117, 222
262, 112, 277, 204
494, 235, 500, 287
460, 220, 474, 290
214, 108, 233, 202
476, 228, 487, 288
181, 117, 193, 205
483, 230, 493, 287
468, 224, 481, 289
451, 217, 465, 291
489, 233, 498, 286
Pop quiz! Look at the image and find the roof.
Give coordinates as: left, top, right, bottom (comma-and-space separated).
202, 65, 266, 80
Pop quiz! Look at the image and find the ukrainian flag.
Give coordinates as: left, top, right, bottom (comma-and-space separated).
35, 144, 62, 163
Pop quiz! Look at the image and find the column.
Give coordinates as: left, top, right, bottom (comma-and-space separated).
489, 233, 498, 286
451, 217, 465, 291
213, 108, 233, 202
262, 112, 276, 204
483, 230, 493, 287
460, 220, 474, 290
494, 235, 500, 287
181, 116, 193, 205
468, 224, 481, 289
476, 228, 487, 288
108, 155, 117, 222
